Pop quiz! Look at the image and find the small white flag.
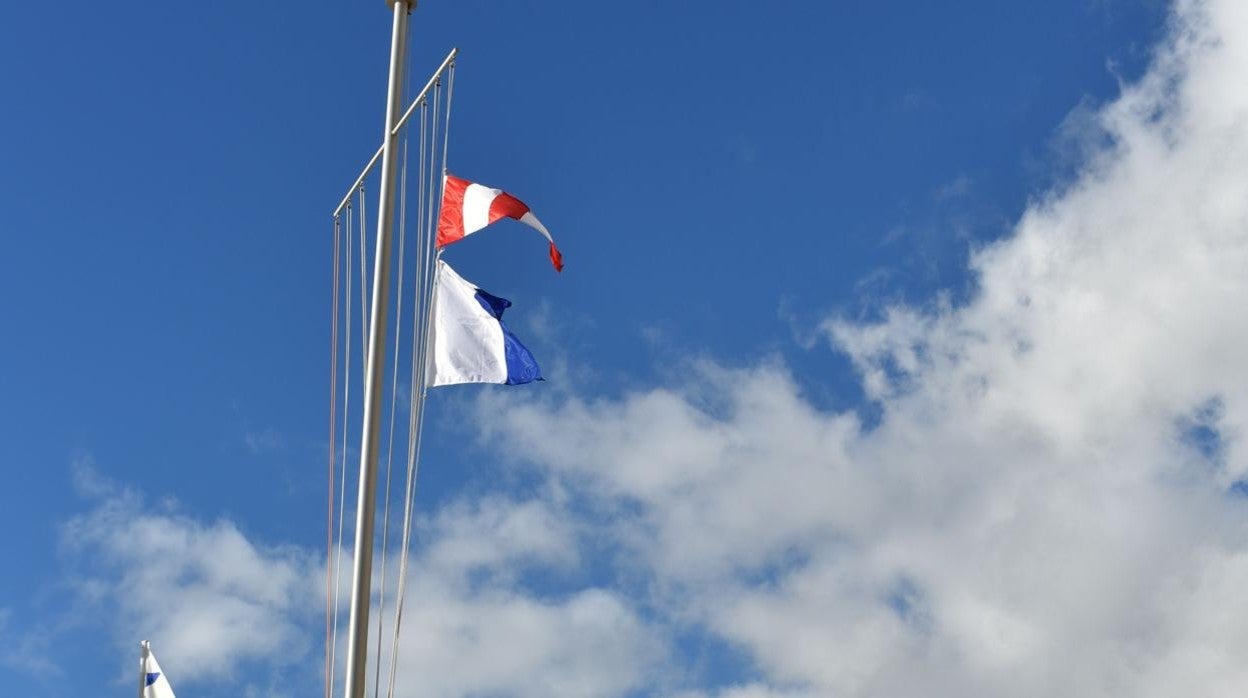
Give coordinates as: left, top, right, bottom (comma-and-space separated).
140, 641, 176, 698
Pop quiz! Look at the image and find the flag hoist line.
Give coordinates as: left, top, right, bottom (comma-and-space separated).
328, 2, 457, 697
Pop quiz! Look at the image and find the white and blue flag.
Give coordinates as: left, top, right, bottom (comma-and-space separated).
428, 260, 542, 387
140, 641, 176, 698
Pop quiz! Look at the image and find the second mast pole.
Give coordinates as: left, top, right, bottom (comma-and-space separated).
343, 2, 413, 698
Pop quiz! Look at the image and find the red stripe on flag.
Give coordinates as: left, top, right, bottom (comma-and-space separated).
487, 191, 530, 225
436, 175, 470, 247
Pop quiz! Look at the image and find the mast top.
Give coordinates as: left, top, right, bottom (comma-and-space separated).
386, 0, 415, 9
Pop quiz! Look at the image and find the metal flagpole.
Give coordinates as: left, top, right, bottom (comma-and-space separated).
138, 641, 149, 698
342, 1, 413, 698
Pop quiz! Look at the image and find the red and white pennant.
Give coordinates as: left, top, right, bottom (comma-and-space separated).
436, 174, 563, 272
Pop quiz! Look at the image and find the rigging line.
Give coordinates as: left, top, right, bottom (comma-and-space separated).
372, 104, 412, 698
412, 100, 446, 482
408, 95, 431, 436
440, 61, 456, 176
417, 81, 443, 436
330, 201, 355, 697
384, 95, 430, 698
412, 96, 429, 417
384, 354, 424, 698
419, 78, 441, 344
358, 186, 369, 362
418, 59, 453, 394
414, 100, 429, 402
413, 78, 443, 415
384, 252, 440, 698
407, 88, 434, 448
417, 79, 443, 399
384, 263, 435, 698
386, 85, 444, 698
416, 95, 430, 369
326, 214, 342, 698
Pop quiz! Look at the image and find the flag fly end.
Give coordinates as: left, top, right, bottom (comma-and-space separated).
549, 242, 564, 272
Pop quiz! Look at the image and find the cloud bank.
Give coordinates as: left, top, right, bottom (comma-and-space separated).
62, 465, 320, 684
60, 470, 660, 697
470, 0, 1248, 695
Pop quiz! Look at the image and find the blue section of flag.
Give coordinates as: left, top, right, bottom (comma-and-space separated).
145, 672, 160, 687
473, 289, 542, 385
473, 287, 511, 318
500, 326, 542, 385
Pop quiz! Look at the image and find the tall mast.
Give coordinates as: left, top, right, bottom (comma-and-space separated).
138, 641, 149, 698
342, 1, 414, 697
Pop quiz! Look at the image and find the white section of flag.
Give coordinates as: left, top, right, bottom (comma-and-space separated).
427, 260, 509, 387
141, 643, 176, 698
461, 182, 503, 237
518, 210, 553, 243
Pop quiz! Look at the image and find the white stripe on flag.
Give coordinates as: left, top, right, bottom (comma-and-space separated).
518, 210, 553, 243
461, 183, 501, 236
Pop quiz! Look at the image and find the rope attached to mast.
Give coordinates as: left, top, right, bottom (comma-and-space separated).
328, 197, 355, 698
325, 212, 341, 698
384, 60, 455, 698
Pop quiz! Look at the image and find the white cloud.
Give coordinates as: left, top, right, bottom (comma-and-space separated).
244, 427, 285, 454
389, 585, 658, 698
0, 608, 59, 677
377, 495, 663, 698
59, 464, 660, 697
61, 467, 320, 683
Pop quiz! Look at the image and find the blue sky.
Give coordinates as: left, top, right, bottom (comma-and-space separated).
13, 1, 1248, 696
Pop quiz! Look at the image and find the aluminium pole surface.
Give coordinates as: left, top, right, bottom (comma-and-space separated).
342, 2, 412, 698
138, 641, 148, 698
